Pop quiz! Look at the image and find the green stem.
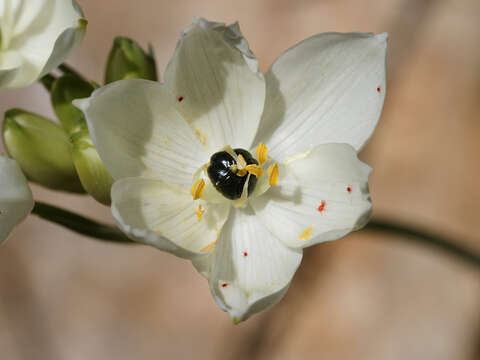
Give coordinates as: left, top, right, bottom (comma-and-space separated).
39, 74, 56, 91
58, 63, 85, 80
32, 201, 133, 244
31, 201, 480, 268
365, 219, 480, 268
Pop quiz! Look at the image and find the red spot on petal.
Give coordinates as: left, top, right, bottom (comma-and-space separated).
377, 86, 381, 93
347, 186, 352, 193
177, 96, 184, 102
243, 252, 248, 257
221, 283, 228, 288
317, 200, 326, 212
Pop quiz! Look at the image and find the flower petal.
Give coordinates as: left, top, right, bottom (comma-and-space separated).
0, 157, 34, 243
1, 0, 86, 88
164, 18, 265, 153
199, 206, 302, 322
111, 177, 230, 259
75, 79, 209, 186
250, 143, 372, 249
0, 50, 22, 87
255, 32, 387, 160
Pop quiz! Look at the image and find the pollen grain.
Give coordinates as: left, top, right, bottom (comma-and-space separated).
194, 129, 207, 145
200, 241, 217, 253
195, 204, 205, 221
298, 226, 313, 240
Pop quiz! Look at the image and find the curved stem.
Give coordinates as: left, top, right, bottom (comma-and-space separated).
58, 63, 85, 80
31, 201, 480, 268
32, 201, 133, 244
365, 219, 480, 268
39, 74, 56, 91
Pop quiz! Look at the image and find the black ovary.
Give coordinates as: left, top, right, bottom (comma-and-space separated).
207, 148, 258, 200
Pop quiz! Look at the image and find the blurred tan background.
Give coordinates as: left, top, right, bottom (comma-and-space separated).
1, 0, 480, 359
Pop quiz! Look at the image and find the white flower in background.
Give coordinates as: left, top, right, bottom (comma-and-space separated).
75, 18, 387, 322
0, 0, 86, 88
0, 156, 34, 242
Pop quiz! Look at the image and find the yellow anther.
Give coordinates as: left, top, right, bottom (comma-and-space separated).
256, 143, 268, 164
237, 169, 247, 177
195, 204, 205, 221
245, 164, 263, 178
200, 241, 216, 253
190, 179, 205, 200
298, 226, 313, 240
267, 163, 279, 186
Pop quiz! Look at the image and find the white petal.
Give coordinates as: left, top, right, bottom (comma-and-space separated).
75, 79, 208, 186
255, 32, 387, 160
164, 18, 265, 153
250, 144, 372, 249
111, 177, 230, 259
200, 206, 302, 322
1, 0, 86, 88
0, 157, 34, 243
0, 50, 22, 87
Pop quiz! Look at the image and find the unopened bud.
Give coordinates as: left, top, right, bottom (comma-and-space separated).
71, 130, 114, 205
105, 37, 157, 83
51, 74, 95, 135
2, 109, 84, 193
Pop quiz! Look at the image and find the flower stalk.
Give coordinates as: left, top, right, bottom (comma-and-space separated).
30, 201, 480, 269
32, 202, 131, 244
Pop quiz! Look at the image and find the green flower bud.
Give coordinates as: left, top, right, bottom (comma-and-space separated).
2, 109, 84, 193
105, 37, 157, 84
71, 130, 114, 205
51, 74, 95, 135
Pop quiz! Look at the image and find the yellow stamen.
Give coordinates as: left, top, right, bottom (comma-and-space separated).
233, 173, 251, 208
237, 154, 247, 169
200, 241, 216, 253
245, 164, 263, 178
222, 145, 239, 162
298, 226, 313, 240
256, 143, 268, 164
190, 179, 205, 200
237, 168, 247, 177
267, 163, 279, 186
195, 204, 205, 221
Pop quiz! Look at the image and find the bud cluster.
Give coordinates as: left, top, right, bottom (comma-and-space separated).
2, 37, 158, 205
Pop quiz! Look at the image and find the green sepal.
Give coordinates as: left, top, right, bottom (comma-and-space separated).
2, 109, 85, 193
104, 36, 158, 84
71, 130, 114, 205
51, 74, 94, 135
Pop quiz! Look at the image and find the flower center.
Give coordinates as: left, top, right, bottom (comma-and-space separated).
190, 143, 277, 207
207, 148, 259, 200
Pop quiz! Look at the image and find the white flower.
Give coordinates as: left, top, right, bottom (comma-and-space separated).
75, 18, 387, 322
0, 0, 86, 88
0, 156, 34, 242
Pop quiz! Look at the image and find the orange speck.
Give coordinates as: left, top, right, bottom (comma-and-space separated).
317, 200, 326, 212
